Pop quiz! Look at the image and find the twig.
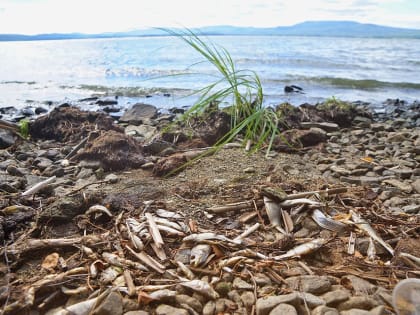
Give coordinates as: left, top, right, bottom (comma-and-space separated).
208, 200, 264, 214
21, 176, 56, 197
125, 246, 165, 274
145, 213, 164, 249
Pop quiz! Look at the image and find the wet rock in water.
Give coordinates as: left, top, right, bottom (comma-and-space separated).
74, 130, 146, 171
95, 96, 118, 106
30, 107, 123, 142
119, 103, 158, 125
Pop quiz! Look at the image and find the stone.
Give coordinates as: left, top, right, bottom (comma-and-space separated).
120, 103, 158, 125
285, 275, 332, 294
124, 311, 150, 315
256, 293, 300, 315
382, 179, 413, 193
175, 295, 203, 313
240, 291, 256, 308
311, 305, 340, 315
0, 129, 16, 149
233, 277, 254, 290
321, 290, 351, 306
337, 296, 379, 311
92, 291, 123, 315
300, 122, 340, 132
125, 124, 157, 140
412, 179, 420, 194
202, 300, 216, 315
269, 303, 297, 315
155, 304, 188, 315
339, 309, 371, 315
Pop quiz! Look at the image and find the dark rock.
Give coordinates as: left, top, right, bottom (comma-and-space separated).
39, 196, 85, 222
35, 107, 48, 115
30, 107, 123, 142
0, 130, 16, 149
74, 130, 146, 171
20, 107, 35, 116
119, 103, 158, 125
95, 97, 118, 106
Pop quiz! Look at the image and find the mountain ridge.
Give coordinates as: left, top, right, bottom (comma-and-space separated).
1, 20, 420, 41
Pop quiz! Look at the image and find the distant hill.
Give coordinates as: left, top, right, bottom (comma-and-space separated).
1, 20, 420, 41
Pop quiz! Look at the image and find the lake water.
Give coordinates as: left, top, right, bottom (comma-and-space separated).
0, 35, 419, 113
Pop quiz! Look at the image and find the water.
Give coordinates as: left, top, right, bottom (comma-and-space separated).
0, 35, 419, 113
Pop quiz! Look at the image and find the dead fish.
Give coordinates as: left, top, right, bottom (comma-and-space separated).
273, 238, 328, 260
183, 232, 242, 245
279, 198, 322, 208
350, 210, 394, 256
85, 205, 113, 218
180, 279, 219, 300
263, 196, 282, 227
190, 244, 212, 267
155, 208, 183, 219
311, 209, 346, 232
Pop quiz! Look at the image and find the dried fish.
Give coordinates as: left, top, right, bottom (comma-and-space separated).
145, 213, 164, 249
155, 208, 183, 219
367, 237, 376, 261
273, 238, 328, 260
190, 244, 212, 267
263, 196, 282, 227
218, 256, 247, 268
279, 198, 322, 208
176, 261, 195, 280
126, 218, 147, 234
312, 209, 346, 232
155, 224, 185, 236
350, 210, 394, 256
234, 223, 260, 241
85, 205, 113, 218
21, 175, 56, 197
348, 232, 356, 255
102, 252, 148, 271
153, 217, 184, 231
183, 232, 242, 245
149, 289, 177, 301
180, 279, 219, 300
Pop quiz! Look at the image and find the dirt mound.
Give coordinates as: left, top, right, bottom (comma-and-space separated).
29, 107, 123, 142
73, 130, 147, 171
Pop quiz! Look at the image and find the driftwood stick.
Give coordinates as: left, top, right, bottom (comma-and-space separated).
208, 187, 348, 213
21, 176, 56, 197
125, 245, 165, 274
285, 187, 348, 200
145, 213, 164, 249
208, 200, 264, 213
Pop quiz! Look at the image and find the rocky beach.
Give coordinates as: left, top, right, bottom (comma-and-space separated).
0, 97, 419, 315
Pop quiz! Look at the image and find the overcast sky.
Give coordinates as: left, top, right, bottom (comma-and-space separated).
1, 0, 419, 35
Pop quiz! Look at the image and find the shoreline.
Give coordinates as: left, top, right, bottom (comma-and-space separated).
0, 97, 419, 314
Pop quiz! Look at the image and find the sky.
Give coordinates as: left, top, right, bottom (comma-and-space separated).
0, 0, 419, 35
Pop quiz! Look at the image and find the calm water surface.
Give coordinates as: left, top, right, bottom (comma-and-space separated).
0, 35, 419, 112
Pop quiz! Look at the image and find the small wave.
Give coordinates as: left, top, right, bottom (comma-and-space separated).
1, 80, 36, 85
105, 67, 192, 78
76, 84, 193, 97
267, 76, 420, 90
315, 77, 420, 90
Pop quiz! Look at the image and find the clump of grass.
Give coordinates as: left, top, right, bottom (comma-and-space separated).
162, 28, 281, 157
18, 118, 30, 139
318, 96, 353, 111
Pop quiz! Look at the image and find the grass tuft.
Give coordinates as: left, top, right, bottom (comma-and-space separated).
161, 27, 281, 157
